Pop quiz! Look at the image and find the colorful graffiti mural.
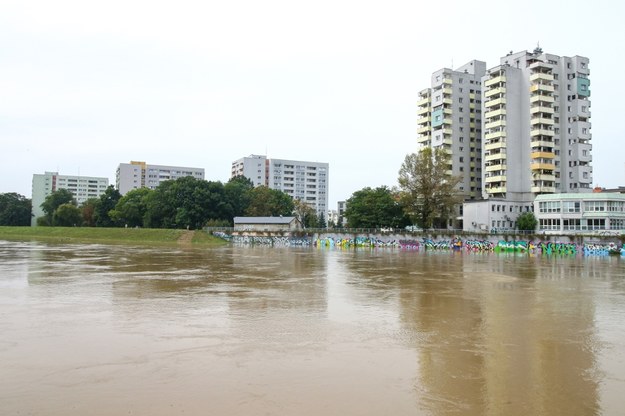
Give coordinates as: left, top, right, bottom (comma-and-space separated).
212, 231, 625, 256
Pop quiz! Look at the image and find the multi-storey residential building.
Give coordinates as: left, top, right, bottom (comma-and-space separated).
482, 47, 592, 201
417, 60, 487, 201
231, 155, 329, 217
31, 171, 109, 226
464, 48, 592, 233
116, 161, 205, 195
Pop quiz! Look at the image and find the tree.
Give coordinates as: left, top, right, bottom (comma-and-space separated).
109, 188, 152, 227
53, 203, 82, 226
95, 186, 122, 227
344, 186, 408, 229
293, 199, 317, 228
0, 193, 32, 226
223, 176, 254, 221
398, 147, 463, 229
81, 198, 100, 227
144, 176, 228, 229
245, 186, 294, 217
40, 189, 75, 224
316, 212, 327, 229
516, 212, 538, 232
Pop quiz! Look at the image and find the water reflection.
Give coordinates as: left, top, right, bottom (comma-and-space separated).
0, 241, 624, 415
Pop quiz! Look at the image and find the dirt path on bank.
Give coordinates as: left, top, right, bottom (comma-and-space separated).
177, 230, 194, 245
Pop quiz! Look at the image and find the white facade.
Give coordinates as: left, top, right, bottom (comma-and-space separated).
231, 155, 329, 217
116, 161, 205, 195
417, 60, 487, 201
482, 48, 592, 201
31, 171, 109, 226
535, 193, 625, 234
462, 199, 535, 233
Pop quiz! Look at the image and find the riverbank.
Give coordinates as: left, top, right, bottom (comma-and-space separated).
0, 226, 227, 246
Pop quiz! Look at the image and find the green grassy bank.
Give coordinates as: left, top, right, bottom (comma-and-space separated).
0, 226, 227, 246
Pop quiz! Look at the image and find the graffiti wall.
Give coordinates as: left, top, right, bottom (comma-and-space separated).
211, 231, 625, 256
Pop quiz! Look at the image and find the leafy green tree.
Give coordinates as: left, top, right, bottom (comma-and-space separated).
516, 212, 538, 232
0, 193, 32, 226
223, 176, 254, 220
344, 186, 408, 229
293, 199, 317, 228
40, 189, 75, 224
95, 186, 122, 227
144, 176, 228, 229
245, 186, 294, 217
80, 198, 100, 227
53, 203, 82, 226
398, 147, 463, 229
109, 188, 152, 227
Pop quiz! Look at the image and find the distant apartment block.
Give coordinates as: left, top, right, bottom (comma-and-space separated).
417, 60, 487, 201
231, 155, 329, 217
116, 161, 205, 195
31, 171, 109, 226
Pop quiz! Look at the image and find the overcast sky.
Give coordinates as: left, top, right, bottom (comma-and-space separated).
2, 0, 624, 208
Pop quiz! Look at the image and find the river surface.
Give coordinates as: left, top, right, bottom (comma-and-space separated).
1, 240, 625, 415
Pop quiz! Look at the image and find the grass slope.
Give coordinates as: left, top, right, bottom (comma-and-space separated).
0, 226, 227, 246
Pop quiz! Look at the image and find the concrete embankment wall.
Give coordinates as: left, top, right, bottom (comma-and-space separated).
211, 230, 624, 251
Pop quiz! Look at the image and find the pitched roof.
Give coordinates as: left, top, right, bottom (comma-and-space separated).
233, 216, 297, 224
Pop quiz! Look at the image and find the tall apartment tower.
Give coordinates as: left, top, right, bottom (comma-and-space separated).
116, 161, 205, 195
31, 171, 109, 226
417, 60, 487, 200
482, 48, 592, 201
231, 155, 329, 217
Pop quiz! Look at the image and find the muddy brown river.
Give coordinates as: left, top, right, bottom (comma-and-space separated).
1, 240, 625, 415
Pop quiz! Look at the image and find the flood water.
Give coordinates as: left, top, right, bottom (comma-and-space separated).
1, 240, 625, 415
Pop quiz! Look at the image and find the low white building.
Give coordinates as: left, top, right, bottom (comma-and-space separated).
463, 199, 535, 233
534, 193, 625, 234
31, 171, 109, 226
233, 216, 302, 232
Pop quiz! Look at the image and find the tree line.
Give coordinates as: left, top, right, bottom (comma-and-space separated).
1, 149, 537, 230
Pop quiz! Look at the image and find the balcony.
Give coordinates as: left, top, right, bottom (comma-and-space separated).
530, 105, 554, 114
529, 72, 554, 83
531, 151, 555, 159
443, 87, 453, 95
417, 97, 430, 107
484, 108, 506, 119
485, 87, 506, 98
532, 173, 555, 181
485, 163, 506, 172
485, 141, 506, 151
417, 125, 430, 134
485, 175, 506, 183
486, 186, 507, 194
530, 84, 555, 93
485, 130, 506, 140
531, 186, 556, 193
530, 116, 554, 125
443, 98, 453, 105
485, 153, 507, 162
485, 97, 506, 108
530, 94, 555, 103
417, 106, 429, 116
484, 75, 506, 87
485, 119, 506, 130
530, 127, 554, 137
530, 162, 555, 170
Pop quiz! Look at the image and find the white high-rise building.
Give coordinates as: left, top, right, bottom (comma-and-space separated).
31, 171, 109, 226
116, 161, 205, 195
417, 60, 487, 201
231, 155, 329, 217
482, 47, 592, 201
